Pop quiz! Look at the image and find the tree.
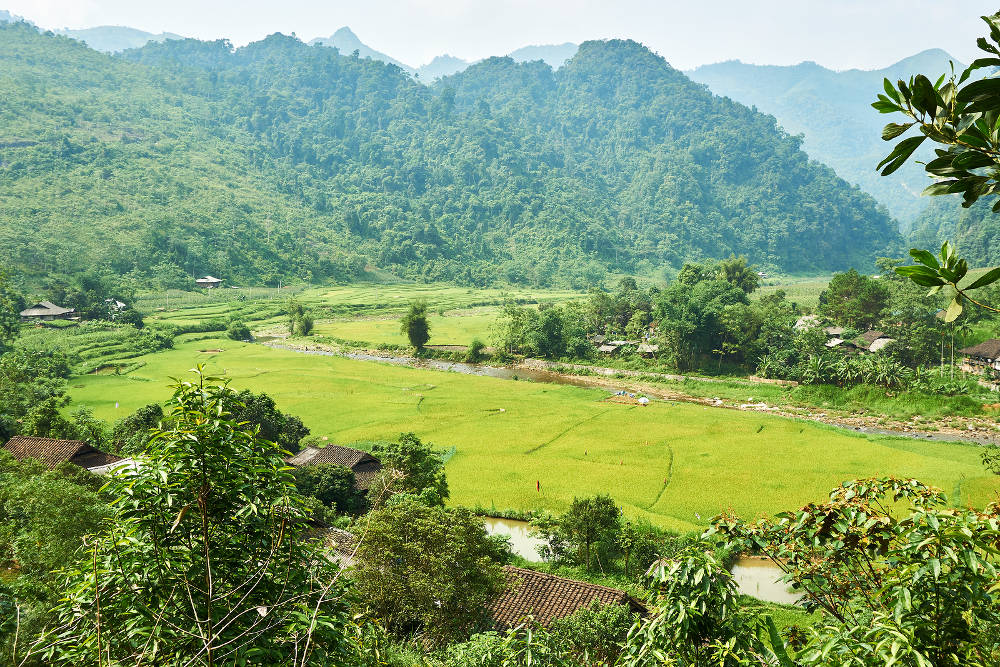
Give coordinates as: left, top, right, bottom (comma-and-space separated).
287, 299, 304, 335
226, 319, 253, 341
295, 313, 314, 336
875, 11, 1000, 319
620, 548, 786, 667
0, 270, 23, 354
530, 307, 566, 359
110, 402, 165, 455
712, 477, 1000, 665
819, 268, 890, 329
557, 494, 622, 570
371, 432, 449, 506
230, 389, 310, 454
716, 255, 760, 294
32, 368, 354, 666
0, 349, 71, 439
292, 463, 359, 514
115, 308, 144, 329
353, 497, 506, 646
400, 301, 430, 350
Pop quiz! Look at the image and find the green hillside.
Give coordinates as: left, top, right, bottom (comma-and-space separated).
687, 49, 961, 228
0, 23, 900, 288
910, 198, 1000, 267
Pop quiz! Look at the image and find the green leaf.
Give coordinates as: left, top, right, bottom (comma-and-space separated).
952, 150, 996, 170
881, 122, 913, 140
907, 249, 940, 269
966, 266, 1000, 290
944, 297, 963, 322
878, 135, 927, 175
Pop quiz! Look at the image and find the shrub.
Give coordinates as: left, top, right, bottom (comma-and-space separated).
226, 320, 253, 341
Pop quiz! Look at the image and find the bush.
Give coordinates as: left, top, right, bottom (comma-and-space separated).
465, 338, 486, 363
226, 320, 253, 341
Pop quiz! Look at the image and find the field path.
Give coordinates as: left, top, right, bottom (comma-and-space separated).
522, 409, 617, 454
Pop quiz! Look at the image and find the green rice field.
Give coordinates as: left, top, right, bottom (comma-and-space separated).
67, 336, 1000, 531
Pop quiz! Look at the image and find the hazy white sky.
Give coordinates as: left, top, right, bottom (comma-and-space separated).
7, 0, 998, 70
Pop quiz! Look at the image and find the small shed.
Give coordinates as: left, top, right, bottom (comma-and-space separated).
19, 301, 75, 321
490, 566, 646, 629
637, 343, 659, 356
195, 276, 223, 289
286, 445, 382, 492
3, 436, 122, 471
794, 315, 821, 331
597, 343, 620, 354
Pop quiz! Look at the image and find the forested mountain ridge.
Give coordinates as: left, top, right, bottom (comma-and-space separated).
1, 23, 899, 288
687, 49, 962, 228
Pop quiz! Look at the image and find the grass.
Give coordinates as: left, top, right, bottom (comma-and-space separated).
67, 337, 1000, 532
313, 309, 505, 348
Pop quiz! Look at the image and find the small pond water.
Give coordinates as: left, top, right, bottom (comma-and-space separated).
483, 518, 546, 562
730, 557, 801, 605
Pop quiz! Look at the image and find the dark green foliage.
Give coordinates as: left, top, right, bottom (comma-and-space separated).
354, 496, 507, 646
110, 402, 164, 455
292, 463, 360, 514
295, 313, 314, 336
818, 268, 890, 329
0, 348, 71, 440
464, 338, 486, 362
0, 271, 23, 354
0, 452, 110, 664
547, 600, 638, 665
114, 308, 144, 329
910, 197, 1000, 269
1, 23, 898, 289
401, 301, 430, 350
230, 389, 310, 453
372, 432, 450, 506
225, 319, 253, 341
33, 369, 354, 665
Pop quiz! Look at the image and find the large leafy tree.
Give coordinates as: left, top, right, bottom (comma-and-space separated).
32, 369, 354, 666
712, 478, 1000, 666
371, 432, 450, 506
818, 268, 891, 330
875, 10, 1000, 318
353, 497, 506, 647
400, 301, 431, 351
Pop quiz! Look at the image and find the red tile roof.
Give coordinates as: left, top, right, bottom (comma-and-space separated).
3, 436, 122, 470
489, 566, 646, 628
286, 445, 382, 491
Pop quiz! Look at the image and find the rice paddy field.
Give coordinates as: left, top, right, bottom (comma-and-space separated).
67, 335, 1000, 532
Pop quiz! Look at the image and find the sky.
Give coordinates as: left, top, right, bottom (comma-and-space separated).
6, 0, 999, 71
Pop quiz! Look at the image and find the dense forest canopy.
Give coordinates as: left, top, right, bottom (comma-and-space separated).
0, 22, 900, 288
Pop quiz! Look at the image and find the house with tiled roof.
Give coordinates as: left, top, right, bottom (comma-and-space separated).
489, 566, 646, 628
3, 435, 124, 472
960, 339, 1000, 377
286, 445, 382, 491
19, 301, 75, 321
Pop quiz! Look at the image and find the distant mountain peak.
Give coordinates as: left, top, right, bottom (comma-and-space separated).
55, 25, 184, 53
308, 26, 413, 72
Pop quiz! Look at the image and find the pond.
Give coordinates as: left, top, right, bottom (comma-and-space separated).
730, 557, 801, 605
483, 517, 546, 562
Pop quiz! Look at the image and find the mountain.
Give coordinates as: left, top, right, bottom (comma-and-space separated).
308, 27, 413, 73
910, 199, 1000, 268
415, 54, 469, 81
508, 42, 577, 69
56, 26, 184, 53
687, 49, 962, 230
0, 9, 28, 24
0, 23, 899, 289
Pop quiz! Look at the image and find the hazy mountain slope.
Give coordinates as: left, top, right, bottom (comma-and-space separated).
416, 54, 468, 81
508, 42, 577, 68
56, 26, 184, 53
910, 198, 1000, 268
309, 27, 414, 73
687, 49, 961, 229
1, 25, 899, 287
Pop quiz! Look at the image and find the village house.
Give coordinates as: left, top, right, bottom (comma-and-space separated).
959, 339, 1000, 376
2, 435, 128, 474
286, 444, 383, 493
489, 566, 646, 628
195, 275, 223, 289
19, 300, 75, 322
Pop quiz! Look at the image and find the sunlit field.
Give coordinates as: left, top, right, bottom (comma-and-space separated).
68, 337, 999, 531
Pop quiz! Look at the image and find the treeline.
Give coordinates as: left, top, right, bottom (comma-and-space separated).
492, 256, 996, 393
0, 22, 899, 289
